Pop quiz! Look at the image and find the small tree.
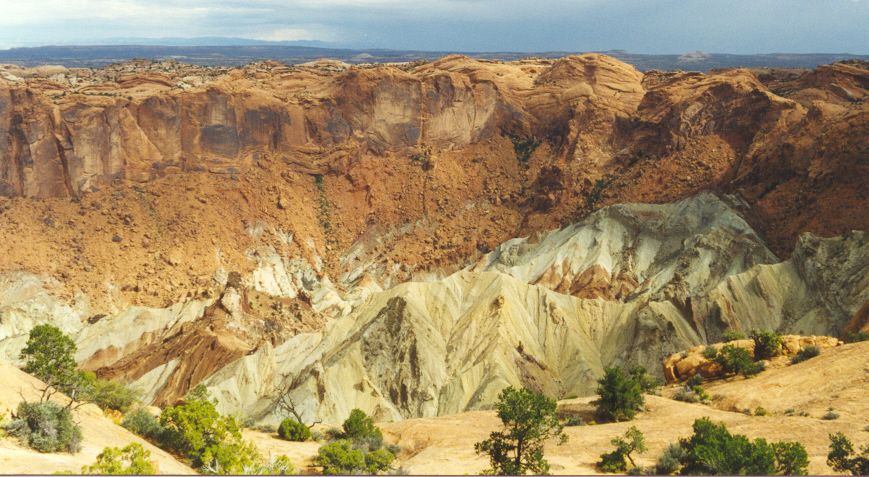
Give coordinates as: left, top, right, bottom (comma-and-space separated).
595, 366, 644, 422
20, 324, 77, 381
598, 426, 646, 472
19, 324, 94, 405
159, 386, 259, 473
81, 443, 156, 475
750, 329, 782, 360
828, 432, 869, 475
714, 344, 760, 377
474, 386, 567, 475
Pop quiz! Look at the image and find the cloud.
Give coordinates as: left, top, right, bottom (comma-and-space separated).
1, 0, 867, 53
256, 27, 335, 42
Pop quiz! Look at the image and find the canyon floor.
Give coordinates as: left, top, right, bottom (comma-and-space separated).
2, 340, 867, 475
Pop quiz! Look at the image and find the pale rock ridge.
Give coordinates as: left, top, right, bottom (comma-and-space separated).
469, 192, 777, 303
693, 230, 869, 342
193, 197, 869, 424
0, 271, 89, 363
205, 270, 659, 424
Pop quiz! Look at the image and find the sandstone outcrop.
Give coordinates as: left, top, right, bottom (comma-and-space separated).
662, 335, 842, 383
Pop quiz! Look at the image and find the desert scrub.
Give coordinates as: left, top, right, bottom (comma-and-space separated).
844, 331, 869, 343
8, 400, 82, 453
81, 443, 156, 474
721, 329, 746, 342
703, 346, 719, 359
791, 345, 821, 364
121, 408, 166, 442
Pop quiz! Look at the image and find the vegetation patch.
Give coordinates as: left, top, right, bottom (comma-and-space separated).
81, 443, 156, 475
508, 135, 539, 168
594, 366, 644, 422
791, 345, 821, 364
7, 400, 82, 454
676, 417, 808, 475
598, 426, 646, 473
828, 432, 869, 475
475, 386, 566, 475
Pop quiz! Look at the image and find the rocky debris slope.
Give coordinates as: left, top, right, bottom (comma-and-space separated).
0, 56, 867, 319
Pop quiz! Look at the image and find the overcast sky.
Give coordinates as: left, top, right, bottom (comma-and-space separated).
1, 0, 867, 54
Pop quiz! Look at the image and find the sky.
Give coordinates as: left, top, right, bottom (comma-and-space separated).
1, 0, 867, 54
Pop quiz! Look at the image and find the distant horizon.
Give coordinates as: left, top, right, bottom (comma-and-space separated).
1, 38, 866, 57
4, 1, 868, 56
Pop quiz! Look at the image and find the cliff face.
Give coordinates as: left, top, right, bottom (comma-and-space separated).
1, 55, 868, 423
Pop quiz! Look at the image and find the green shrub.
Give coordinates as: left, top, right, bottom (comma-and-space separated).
8, 401, 82, 453
844, 331, 869, 343
595, 366, 644, 422
702, 346, 719, 359
674, 385, 709, 404
352, 433, 385, 452
364, 449, 396, 474
674, 389, 701, 403
159, 393, 259, 473
828, 432, 869, 475
565, 415, 584, 426
791, 345, 821, 364
121, 408, 166, 442
277, 417, 311, 442
81, 443, 156, 474
721, 329, 745, 342
598, 447, 628, 473
325, 427, 346, 440
630, 365, 661, 394
687, 374, 705, 386
85, 378, 140, 414
655, 443, 686, 475
822, 411, 840, 420
750, 329, 782, 360
343, 409, 382, 441
715, 344, 761, 377
315, 439, 368, 475
384, 443, 402, 457
678, 417, 808, 475
755, 406, 768, 416
239, 455, 296, 475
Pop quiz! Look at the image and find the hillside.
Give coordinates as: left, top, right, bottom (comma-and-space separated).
3, 341, 867, 474
0, 53, 867, 445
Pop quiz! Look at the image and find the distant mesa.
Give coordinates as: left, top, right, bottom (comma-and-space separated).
678, 51, 712, 62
